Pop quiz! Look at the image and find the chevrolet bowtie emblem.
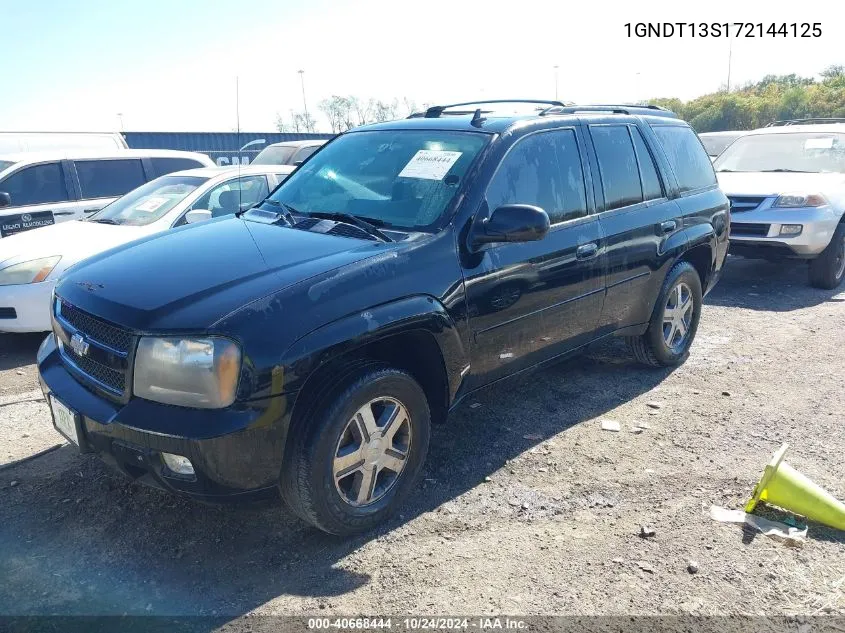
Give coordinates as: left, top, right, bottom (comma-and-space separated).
70, 333, 90, 357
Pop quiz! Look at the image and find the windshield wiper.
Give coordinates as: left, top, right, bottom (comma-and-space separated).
247, 199, 294, 225
759, 169, 813, 173
89, 218, 119, 225
302, 211, 393, 242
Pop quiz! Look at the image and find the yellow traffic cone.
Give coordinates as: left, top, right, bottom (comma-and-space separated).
746, 443, 845, 531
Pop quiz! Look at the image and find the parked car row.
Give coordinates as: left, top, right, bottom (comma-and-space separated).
5, 101, 844, 536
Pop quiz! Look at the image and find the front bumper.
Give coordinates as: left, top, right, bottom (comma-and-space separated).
0, 280, 55, 333
729, 204, 840, 258
37, 334, 294, 500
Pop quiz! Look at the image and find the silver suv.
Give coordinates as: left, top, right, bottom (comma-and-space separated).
715, 119, 845, 288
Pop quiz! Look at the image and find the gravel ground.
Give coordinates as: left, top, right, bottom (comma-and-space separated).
0, 256, 843, 623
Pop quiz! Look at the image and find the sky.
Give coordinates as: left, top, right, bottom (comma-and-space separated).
2, 0, 842, 133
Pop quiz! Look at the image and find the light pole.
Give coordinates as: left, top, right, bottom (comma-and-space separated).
117, 112, 124, 131
298, 70, 309, 130
726, 38, 733, 92
553, 65, 559, 100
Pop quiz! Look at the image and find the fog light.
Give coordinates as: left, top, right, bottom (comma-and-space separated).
161, 452, 195, 476
780, 224, 803, 236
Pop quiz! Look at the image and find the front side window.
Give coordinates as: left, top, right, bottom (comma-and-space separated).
75, 159, 146, 199
591, 125, 643, 210
714, 132, 845, 174
263, 130, 490, 230
192, 175, 270, 217
652, 125, 717, 192
0, 162, 69, 207
89, 175, 207, 226
486, 129, 587, 224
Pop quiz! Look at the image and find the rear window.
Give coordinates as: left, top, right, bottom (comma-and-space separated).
75, 159, 147, 199
651, 125, 717, 193
150, 157, 206, 177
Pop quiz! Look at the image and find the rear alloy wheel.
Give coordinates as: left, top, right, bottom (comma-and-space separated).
281, 365, 430, 535
627, 261, 703, 367
809, 223, 845, 290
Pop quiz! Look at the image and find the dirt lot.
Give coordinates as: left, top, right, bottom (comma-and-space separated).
0, 257, 843, 623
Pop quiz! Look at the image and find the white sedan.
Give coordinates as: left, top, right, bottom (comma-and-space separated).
0, 164, 294, 332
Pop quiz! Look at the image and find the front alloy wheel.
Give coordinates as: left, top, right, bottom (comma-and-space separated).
333, 398, 411, 507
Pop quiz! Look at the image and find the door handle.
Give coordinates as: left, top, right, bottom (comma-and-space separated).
576, 243, 599, 260
660, 220, 677, 234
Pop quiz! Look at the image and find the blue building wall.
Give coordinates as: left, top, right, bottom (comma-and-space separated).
123, 131, 333, 165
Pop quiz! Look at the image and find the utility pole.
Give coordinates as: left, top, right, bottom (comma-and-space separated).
298, 70, 310, 130
726, 38, 733, 92
553, 65, 559, 100
117, 113, 124, 131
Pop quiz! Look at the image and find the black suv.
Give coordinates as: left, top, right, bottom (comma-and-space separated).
38, 100, 729, 534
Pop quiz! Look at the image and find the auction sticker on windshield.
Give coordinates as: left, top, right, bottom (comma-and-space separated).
398, 150, 462, 180
134, 197, 168, 213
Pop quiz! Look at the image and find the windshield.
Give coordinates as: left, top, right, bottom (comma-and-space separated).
700, 134, 742, 157
0, 160, 16, 175
261, 130, 489, 230
714, 132, 845, 173
89, 175, 207, 226
252, 145, 298, 165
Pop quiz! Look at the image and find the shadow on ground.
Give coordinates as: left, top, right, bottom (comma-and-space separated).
0, 333, 44, 372
0, 338, 672, 623
706, 256, 844, 312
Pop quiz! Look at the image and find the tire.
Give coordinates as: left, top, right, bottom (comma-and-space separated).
626, 261, 703, 367
808, 223, 845, 290
280, 364, 431, 535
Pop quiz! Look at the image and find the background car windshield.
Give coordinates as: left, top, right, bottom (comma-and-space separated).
700, 134, 740, 157
89, 175, 207, 226
0, 160, 16, 174
251, 145, 297, 165
264, 130, 489, 229
714, 132, 845, 173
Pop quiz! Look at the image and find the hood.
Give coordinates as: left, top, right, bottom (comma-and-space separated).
717, 171, 845, 198
0, 220, 147, 269
55, 216, 400, 332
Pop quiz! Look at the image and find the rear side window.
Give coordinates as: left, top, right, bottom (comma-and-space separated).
590, 125, 642, 210
150, 157, 206, 177
292, 146, 319, 164
0, 162, 70, 207
75, 159, 146, 199
631, 128, 664, 201
487, 129, 587, 224
651, 125, 717, 193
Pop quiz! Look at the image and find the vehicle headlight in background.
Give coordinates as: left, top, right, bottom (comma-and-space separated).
0, 256, 61, 285
773, 193, 827, 208
133, 336, 241, 408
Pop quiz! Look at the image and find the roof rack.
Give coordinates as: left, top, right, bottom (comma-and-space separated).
414, 100, 573, 119
540, 104, 677, 118
765, 118, 845, 127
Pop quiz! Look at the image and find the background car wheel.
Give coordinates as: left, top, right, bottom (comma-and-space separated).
808, 223, 845, 290
627, 261, 703, 367
280, 364, 431, 535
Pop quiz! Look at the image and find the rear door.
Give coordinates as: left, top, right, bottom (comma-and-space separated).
586, 121, 682, 333
463, 126, 605, 386
0, 161, 80, 238
71, 158, 147, 219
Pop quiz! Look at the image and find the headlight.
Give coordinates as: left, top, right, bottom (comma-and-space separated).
773, 193, 827, 208
0, 256, 61, 285
133, 336, 241, 408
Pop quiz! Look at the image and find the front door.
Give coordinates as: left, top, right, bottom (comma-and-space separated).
462, 126, 606, 387
0, 160, 81, 238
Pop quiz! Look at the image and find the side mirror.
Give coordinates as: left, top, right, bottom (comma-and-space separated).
472, 204, 550, 247
0, 192, 10, 209
185, 209, 212, 224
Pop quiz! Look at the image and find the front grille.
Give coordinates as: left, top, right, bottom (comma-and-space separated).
0, 307, 16, 319
728, 196, 767, 213
63, 345, 126, 393
54, 299, 134, 399
59, 300, 132, 353
731, 223, 771, 237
